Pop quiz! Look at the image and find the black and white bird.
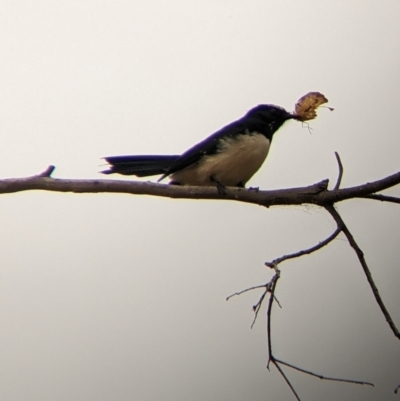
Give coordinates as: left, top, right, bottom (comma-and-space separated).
102, 105, 295, 191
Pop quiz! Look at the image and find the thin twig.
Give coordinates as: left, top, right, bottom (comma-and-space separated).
359, 194, 400, 204
394, 383, 400, 394
37, 165, 56, 178
251, 289, 269, 329
252, 274, 280, 328
325, 205, 400, 340
272, 360, 301, 401
318, 170, 400, 204
226, 284, 269, 301
334, 152, 343, 190
227, 249, 375, 400
226, 281, 275, 328
263, 227, 375, 399
275, 358, 374, 387
266, 227, 341, 268
273, 295, 282, 308
266, 271, 324, 401
266, 269, 280, 367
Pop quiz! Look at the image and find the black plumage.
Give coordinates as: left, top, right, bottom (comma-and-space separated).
102, 104, 294, 187
102, 155, 179, 177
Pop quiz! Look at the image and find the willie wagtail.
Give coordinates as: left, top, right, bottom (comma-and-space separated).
102, 105, 295, 190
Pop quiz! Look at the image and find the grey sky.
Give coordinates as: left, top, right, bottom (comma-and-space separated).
0, 1, 399, 400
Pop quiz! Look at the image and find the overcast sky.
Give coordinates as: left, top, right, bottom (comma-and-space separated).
1, 1, 400, 400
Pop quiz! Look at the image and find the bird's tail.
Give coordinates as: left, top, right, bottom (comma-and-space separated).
101, 155, 179, 177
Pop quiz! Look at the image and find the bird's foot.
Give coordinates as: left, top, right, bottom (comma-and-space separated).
211, 175, 227, 197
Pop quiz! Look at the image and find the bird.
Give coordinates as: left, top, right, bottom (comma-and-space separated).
102, 104, 295, 192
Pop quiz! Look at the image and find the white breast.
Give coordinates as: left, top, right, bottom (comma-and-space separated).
170, 132, 270, 186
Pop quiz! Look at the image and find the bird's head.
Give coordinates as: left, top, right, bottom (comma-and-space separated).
245, 104, 295, 136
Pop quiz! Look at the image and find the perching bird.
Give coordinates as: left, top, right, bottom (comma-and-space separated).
102, 105, 295, 191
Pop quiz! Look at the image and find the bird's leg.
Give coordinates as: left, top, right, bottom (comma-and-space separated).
210, 175, 227, 196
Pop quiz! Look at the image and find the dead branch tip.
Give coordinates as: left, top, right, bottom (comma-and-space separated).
37, 165, 56, 178
334, 152, 343, 190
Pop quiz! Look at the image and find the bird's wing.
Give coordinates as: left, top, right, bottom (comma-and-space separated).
159, 119, 255, 181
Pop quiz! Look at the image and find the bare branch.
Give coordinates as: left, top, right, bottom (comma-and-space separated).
262, 268, 373, 400
229, 224, 376, 399
334, 151, 343, 190
0, 169, 329, 207
273, 294, 282, 308
2, 167, 400, 209
272, 360, 302, 401
325, 205, 400, 340
266, 270, 280, 366
395, 383, 400, 394
319, 170, 400, 204
37, 165, 56, 178
226, 275, 278, 329
275, 358, 374, 387
226, 252, 377, 400
359, 194, 400, 204
1, 165, 398, 398
226, 284, 268, 301
266, 227, 341, 268
251, 289, 269, 329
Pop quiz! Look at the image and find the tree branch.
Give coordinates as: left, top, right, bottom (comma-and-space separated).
226, 284, 269, 301
319, 170, 400, 204
0, 169, 329, 206
358, 194, 400, 204
266, 270, 279, 367
333, 151, 343, 190
325, 205, 400, 340
227, 225, 378, 400
272, 360, 301, 401
265, 227, 341, 268
3, 165, 399, 398
1, 166, 400, 208
36, 165, 56, 178
275, 358, 374, 387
